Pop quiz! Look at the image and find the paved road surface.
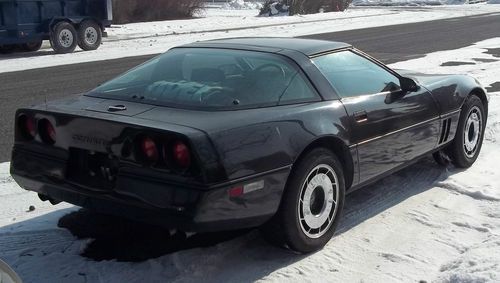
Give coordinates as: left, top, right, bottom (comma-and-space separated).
1, 13, 499, 162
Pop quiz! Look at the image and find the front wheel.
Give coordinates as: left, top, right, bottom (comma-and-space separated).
448, 95, 486, 168
261, 148, 345, 253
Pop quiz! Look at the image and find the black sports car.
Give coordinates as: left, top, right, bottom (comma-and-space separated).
11, 38, 488, 253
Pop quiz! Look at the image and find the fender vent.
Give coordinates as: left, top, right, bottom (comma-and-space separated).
439, 118, 452, 145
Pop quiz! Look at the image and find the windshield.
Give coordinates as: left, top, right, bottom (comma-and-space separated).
88, 48, 319, 110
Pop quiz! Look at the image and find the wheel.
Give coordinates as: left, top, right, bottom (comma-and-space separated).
0, 44, 15, 54
261, 148, 345, 253
21, 40, 43, 52
77, 20, 102, 51
448, 95, 486, 168
50, 22, 78, 54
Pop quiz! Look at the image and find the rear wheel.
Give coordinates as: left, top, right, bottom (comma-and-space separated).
0, 44, 15, 54
21, 40, 43, 52
261, 148, 345, 253
77, 20, 102, 51
448, 95, 486, 168
50, 22, 78, 54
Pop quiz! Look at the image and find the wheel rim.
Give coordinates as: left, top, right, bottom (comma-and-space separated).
463, 106, 482, 158
298, 164, 339, 239
84, 27, 98, 45
58, 29, 74, 48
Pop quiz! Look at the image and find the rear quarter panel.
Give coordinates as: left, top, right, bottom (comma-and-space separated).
199, 101, 351, 180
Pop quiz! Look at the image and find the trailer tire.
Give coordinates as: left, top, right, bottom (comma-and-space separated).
21, 41, 43, 52
0, 44, 15, 54
77, 20, 102, 51
50, 22, 78, 54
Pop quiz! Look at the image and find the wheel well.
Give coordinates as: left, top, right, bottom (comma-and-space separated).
471, 88, 488, 113
294, 137, 355, 190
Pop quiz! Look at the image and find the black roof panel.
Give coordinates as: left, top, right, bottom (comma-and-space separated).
181, 37, 351, 56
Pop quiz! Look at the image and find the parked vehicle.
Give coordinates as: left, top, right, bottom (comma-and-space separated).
10, 38, 488, 253
0, 0, 112, 54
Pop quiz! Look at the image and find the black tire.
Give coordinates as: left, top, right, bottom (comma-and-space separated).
77, 20, 102, 51
261, 148, 346, 253
448, 95, 486, 168
21, 40, 43, 52
0, 44, 15, 54
50, 22, 78, 54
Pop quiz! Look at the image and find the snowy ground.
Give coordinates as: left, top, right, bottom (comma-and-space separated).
0, 5, 499, 73
0, 37, 500, 282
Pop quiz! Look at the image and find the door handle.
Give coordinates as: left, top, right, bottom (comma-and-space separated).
354, 111, 368, 123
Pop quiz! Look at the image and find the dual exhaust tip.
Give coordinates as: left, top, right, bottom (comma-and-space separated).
38, 194, 61, 205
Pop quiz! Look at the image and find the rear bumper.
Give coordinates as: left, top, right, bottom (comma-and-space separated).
11, 148, 291, 232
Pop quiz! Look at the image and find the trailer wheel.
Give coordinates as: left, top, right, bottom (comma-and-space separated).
50, 22, 78, 54
21, 41, 43, 52
0, 44, 15, 54
77, 20, 102, 51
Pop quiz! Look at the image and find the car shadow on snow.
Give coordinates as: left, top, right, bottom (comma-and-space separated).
57, 209, 252, 262
55, 156, 452, 264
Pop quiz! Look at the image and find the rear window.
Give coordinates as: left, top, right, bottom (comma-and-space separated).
88, 48, 320, 110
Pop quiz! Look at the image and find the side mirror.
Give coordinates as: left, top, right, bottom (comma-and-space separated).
400, 77, 419, 92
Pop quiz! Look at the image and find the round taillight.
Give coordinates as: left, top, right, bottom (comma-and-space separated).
172, 141, 191, 169
39, 119, 56, 144
141, 137, 159, 162
18, 115, 36, 140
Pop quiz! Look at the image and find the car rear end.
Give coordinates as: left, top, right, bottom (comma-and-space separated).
10, 108, 284, 232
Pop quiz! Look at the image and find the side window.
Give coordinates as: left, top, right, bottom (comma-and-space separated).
313, 51, 401, 98
279, 73, 320, 104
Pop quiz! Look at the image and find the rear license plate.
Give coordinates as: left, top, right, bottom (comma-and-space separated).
66, 148, 119, 191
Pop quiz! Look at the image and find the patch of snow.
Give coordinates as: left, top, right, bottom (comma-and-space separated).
0, 6, 499, 73
222, 0, 264, 10
1, 38, 500, 282
352, 0, 468, 6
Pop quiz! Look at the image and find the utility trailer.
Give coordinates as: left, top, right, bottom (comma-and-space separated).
0, 0, 112, 54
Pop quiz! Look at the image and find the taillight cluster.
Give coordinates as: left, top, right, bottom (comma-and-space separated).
17, 114, 57, 144
136, 135, 192, 170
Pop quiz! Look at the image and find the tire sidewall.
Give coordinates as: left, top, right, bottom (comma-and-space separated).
281, 148, 345, 253
77, 20, 102, 51
50, 22, 78, 54
450, 95, 486, 168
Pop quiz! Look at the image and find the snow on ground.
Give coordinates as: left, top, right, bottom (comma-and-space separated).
0, 5, 499, 73
1, 38, 500, 282
222, 0, 264, 10
352, 0, 468, 6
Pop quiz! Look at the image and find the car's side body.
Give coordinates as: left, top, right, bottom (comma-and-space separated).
10, 38, 488, 233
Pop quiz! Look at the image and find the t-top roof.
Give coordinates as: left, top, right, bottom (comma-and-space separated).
181, 37, 352, 56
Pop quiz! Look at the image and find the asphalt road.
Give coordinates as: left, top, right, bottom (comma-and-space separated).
1, 13, 499, 162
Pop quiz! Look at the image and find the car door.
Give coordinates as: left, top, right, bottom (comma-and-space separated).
313, 50, 440, 184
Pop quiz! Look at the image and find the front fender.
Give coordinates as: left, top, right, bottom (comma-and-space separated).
398, 70, 487, 114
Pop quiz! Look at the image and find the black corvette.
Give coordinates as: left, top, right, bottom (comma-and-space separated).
11, 38, 488, 253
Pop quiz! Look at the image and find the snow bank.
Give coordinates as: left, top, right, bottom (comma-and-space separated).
222, 0, 263, 10
352, 0, 467, 6
1, 38, 500, 282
